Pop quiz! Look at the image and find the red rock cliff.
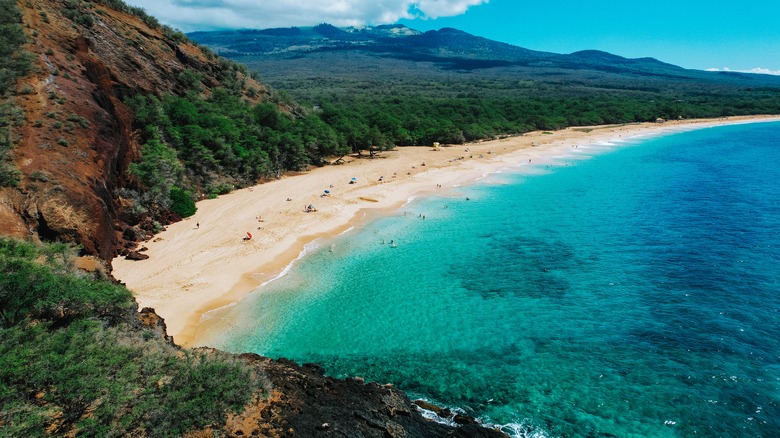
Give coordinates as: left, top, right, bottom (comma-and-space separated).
1, 0, 268, 262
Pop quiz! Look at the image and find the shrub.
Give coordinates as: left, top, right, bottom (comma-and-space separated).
0, 140, 21, 187
67, 113, 90, 128
0, 239, 134, 327
1, 1, 34, 96
0, 238, 262, 435
63, 0, 96, 27
169, 186, 196, 217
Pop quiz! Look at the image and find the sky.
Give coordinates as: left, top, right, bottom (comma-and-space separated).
122, 0, 780, 74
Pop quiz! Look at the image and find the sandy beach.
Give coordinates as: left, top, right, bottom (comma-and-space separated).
111, 115, 780, 346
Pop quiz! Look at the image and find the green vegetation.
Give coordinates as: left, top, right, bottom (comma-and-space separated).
125, 89, 349, 213
127, 133, 185, 215
190, 28, 780, 151
0, 2, 32, 95
0, 0, 34, 187
0, 238, 263, 436
282, 79, 780, 147
67, 113, 90, 128
61, 0, 95, 28
0, 131, 20, 187
169, 186, 196, 217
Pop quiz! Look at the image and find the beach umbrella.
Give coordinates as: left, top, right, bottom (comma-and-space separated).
351, 177, 357, 181
324, 189, 330, 194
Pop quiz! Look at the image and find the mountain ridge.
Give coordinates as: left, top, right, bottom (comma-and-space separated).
189, 23, 780, 84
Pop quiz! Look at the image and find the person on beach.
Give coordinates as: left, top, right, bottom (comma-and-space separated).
196, 222, 199, 229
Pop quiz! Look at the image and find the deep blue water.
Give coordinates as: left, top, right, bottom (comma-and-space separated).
204, 122, 780, 437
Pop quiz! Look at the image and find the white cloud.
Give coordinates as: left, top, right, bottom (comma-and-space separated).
123, 0, 489, 32
706, 67, 780, 76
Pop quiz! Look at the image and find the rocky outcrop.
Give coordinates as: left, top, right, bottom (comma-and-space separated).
124, 250, 148, 260
197, 354, 507, 437
137, 306, 173, 343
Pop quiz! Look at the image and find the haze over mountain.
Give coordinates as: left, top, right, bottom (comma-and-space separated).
120, 0, 780, 73
190, 23, 780, 87
188, 23, 780, 148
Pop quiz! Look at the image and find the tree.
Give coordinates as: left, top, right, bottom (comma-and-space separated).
129, 136, 184, 213
169, 186, 196, 217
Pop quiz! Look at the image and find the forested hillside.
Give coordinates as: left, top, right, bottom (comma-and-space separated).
191, 25, 780, 147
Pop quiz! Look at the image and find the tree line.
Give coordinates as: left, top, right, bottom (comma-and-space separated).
124, 89, 348, 217
125, 83, 780, 219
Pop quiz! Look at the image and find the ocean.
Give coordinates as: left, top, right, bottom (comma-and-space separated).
202, 121, 780, 437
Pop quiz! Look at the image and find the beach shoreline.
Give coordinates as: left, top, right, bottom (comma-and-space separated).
111, 115, 780, 347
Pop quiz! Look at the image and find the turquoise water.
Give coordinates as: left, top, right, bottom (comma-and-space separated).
205, 122, 780, 437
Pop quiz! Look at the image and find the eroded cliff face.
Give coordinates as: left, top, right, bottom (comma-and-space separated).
2, 0, 268, 262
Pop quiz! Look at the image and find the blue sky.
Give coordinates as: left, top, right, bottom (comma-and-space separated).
400, 0, 780, 73
123, 0, 779, 73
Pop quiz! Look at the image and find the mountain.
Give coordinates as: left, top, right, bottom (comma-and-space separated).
190, 23, 780, 93
188, 24, 780, 147
4, 7, 776, 267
